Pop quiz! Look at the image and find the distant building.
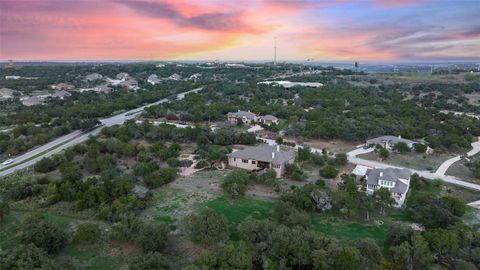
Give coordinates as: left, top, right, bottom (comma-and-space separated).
51, 83, 75, 91
116, 72, 130, 80
85, 73, 103, 81
366, 135, 418, 150
0, 88, 16, 100
53, 90, 72, 99
259, 115, 279, 126
147, 74, 162, 85
227, 110, 258, 124
225, 63, 247, 67
5, 76, 21, 80
22, 96, 44, 106
168, 73, 182, 81
258, 81, 323, 88
4, 59, 20, 70
227, 145, 295, 178
155, 63, 165, 68
119, 79, 139, 91
365, 167, 411, 207
93, 84, 112, 94
189, 73, 202, 80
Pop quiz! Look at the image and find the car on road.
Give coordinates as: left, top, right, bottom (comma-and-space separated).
1, 159, 15, 165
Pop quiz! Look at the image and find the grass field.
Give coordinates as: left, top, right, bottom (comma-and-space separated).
204, 196, 392, 246
0, 210, 128, 269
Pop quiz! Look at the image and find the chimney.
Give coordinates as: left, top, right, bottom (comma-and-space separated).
272, 151, 275, 159
398, 135, 401, 139
276, 145, 280, 152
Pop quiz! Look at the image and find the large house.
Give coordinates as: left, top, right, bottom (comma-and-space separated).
147, 74, 162, 85
116, 72, 130, 80
22, 96, 44, 106
51, 83, 74, 91
53, 90, 72, 99
227, 145, 295, 178
0, 88, 16, 101
259, 115, 279, 126
365, 167, 412, 207
227, 111, 258, 124
366, 135, 418, 150
85, 73, 103, 81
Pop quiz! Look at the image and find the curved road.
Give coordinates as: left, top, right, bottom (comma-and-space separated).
0, 87, 202, 177
435, 140, 480, 176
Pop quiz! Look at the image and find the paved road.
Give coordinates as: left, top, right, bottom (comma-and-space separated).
346, 146, 480, 192
0, 88, 202, 177
435, 139, 480, 176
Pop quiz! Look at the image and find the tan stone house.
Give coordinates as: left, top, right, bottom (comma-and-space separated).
227, 145, 295, 178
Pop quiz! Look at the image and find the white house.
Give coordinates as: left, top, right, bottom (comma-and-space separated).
259, 115, 279, 126
227, 111, 258, 124
365, 167, 412, 207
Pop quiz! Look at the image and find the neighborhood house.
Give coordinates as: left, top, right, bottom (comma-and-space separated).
227, 110, 279, 126
366, 135, 418, 150
227, 144, 295, 178
365, 167, 412, 207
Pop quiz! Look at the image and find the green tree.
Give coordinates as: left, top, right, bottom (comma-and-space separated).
186, 208, 228, 245
379, 148, 390, 159
185, 241, 252, 270
332, 245, 362, 270
319, 164, 338, 178
34, 157, 57, 173
130, 252, 170, 270
73, 222, 101, 244
390, 234, 434, 270
21, 216, 67, 254
414, 143, 428, 154
136, 222, 170, 253
373, 187, 395, 215
0, 200, 9, 222
393, 142, 411, 153
441, 196, 466, 217
272, 201, 311, 228
0, 244, 53, 269
221, 170, 250, 198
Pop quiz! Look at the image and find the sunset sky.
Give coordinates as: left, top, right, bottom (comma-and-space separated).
1, 0, 479, 62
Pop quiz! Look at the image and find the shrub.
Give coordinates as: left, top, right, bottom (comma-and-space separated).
319, 165, 338, 178
144, 168, 178, 189
285, 164, 306, 181
221, 170, 250, 197
0, 244, 53, 269
414, 143, 428, 153
186, 208, 228, 245
34, 157, 57, 173
130, 252, 170, 270
73, 223, 101, 244
194, 160, 210, 169
21, 216, 67, 254
136, 222, 170, 253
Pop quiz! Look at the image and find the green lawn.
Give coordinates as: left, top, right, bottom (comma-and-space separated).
205, 196, 391, 246
0, 210, 127, 269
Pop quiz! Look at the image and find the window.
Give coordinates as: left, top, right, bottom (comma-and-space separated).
252, 160, 256, 164
233, 158, 236, 162
242, 159, 248, 163
274, 164, 281, 168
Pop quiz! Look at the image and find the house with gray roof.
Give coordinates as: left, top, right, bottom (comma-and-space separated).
22, 96, 44, 106
0, 88, 16, 101
51, 83, 74, 91
53, 90, 72, 99
147, 74, 162, 85
366, 135, 418, 150
227, 110, 258, 124
93, 84, 112, 94
168, 73, 182, 81
365, 167, 412, 207
85, 73, 103, 81
116, 72, 130, 80
227, 145, 295, 177
259, 115, 279, 126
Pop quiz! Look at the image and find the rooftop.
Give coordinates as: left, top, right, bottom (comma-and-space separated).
227, 144, 295, 165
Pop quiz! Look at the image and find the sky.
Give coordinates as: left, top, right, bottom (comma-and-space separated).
0, 0, 479, 62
